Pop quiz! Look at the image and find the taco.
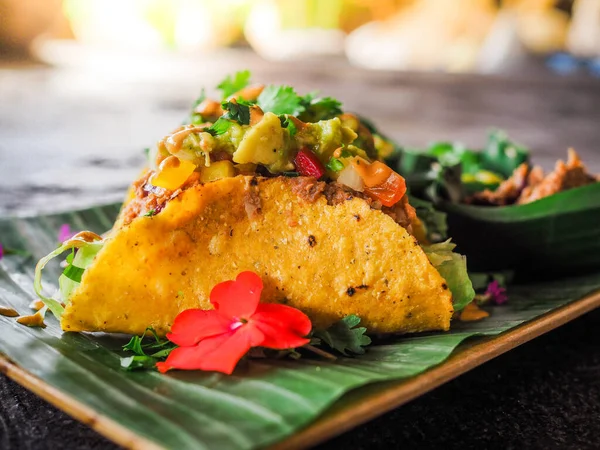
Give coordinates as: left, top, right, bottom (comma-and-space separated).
35, 72, 474, 336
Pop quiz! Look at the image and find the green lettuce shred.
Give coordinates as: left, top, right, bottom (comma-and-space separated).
423, 240, 475, 311
34, 239, 103, 319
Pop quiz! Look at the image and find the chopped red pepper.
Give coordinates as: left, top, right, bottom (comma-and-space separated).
352, 159, 407, 207
364, 172, 406, 207
294, 147, 326, 179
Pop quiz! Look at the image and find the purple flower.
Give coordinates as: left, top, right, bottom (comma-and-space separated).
58, 224, 76, 243
0, 243, 3, 260
485, 280, 508, 305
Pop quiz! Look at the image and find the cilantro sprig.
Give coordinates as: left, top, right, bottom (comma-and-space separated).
221, 99, 252, 125
120, 327, 177, 371
299, 93, 343, 122
217, 70, 251, 99
189, 70, 345, 131
258, 85, 343, 121
312, 315, 371, 355
258, 85, 305, 116
204, 99, 254, 136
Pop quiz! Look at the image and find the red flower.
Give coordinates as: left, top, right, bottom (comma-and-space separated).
156, 272, 312, 374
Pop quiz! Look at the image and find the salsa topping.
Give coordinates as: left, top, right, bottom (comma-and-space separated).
133, 71, 407, 223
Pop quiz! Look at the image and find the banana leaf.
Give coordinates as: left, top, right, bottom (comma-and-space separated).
1, 204, 600, 450
438, 183, 600, 277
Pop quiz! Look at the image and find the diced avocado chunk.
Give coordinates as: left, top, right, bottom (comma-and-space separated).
233, 112, 284, 166
214, 123, 247, 154
296, 117, 358, 162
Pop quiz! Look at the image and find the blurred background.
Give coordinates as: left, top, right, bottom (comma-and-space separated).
2, 0, 600, 73
1, 0, 599, 214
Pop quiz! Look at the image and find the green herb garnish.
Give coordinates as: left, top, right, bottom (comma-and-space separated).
120, 327, 177, 371
313, 315, 371, 355
326, 157, 344, 172
258, 85, 305, 116
299, 93, 343, 122
143, 209, 156, 217
217, 70, 251, 99
221, 99, 252, 125
203, 99, 252, 136
204, 117, 232, 136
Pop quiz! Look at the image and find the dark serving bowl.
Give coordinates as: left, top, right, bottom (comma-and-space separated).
436, 183, 600, 278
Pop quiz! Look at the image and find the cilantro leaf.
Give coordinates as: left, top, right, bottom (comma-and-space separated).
143, 209, 156, 217
221, 100, 251, 125
123, 335, 145, 356
205, 117, 233, 136
203, 98, 254, 136
120, 327, 177, 371
313, 315, 371, 355
299, 95, 343, 122
258, 85, 305, 116
217, 70, 251, 99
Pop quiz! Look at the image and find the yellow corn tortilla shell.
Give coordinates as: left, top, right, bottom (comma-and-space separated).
61, 176, 453, 335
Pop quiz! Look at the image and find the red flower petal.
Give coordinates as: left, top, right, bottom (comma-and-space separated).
253, 303, 312, 336
251, 303, 312, 349
209, 271, 263, 319
157, 333, 232, 373
166, 309, 233, 347
253, 321, 311, 350
157, 323, 266, 375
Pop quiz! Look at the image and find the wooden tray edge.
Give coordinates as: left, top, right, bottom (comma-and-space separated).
274, 290, 600, 450
0, 357, 164, 450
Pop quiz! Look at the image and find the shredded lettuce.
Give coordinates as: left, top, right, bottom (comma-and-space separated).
34, 237, 103, 319
423, 240, 475, 311
58, 241, 103, 305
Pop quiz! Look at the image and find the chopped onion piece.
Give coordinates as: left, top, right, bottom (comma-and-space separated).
337, 164, 365, 192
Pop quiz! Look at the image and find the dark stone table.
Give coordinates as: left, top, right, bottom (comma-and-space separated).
1, 52, 599, 449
